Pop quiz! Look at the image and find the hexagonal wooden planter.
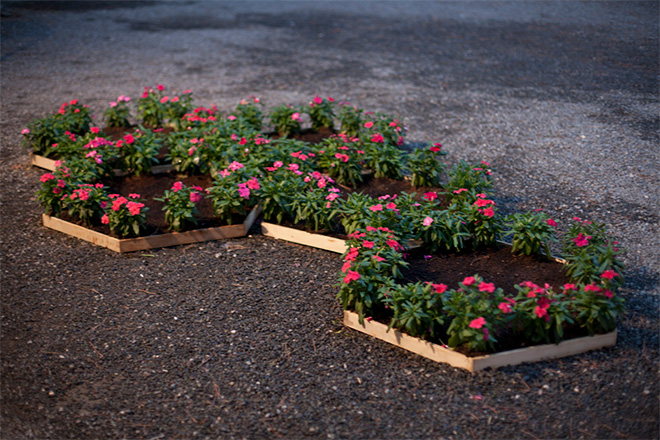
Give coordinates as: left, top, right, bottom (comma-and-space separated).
42, 206, 261, 253
343, 310, 617, 372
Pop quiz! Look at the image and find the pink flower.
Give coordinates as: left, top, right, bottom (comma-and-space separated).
373, 255, 385, 262
423, 192, 438, 201
326, 193, 340, 202
364, 121, 374, 128
291, 112, 302, 121
385, 202, 397, 211
469, 317, 486, 329
498, 302, 513, 314
462, 276, 476, 286
369, 204, 383, 212
431, 283, 447, 294
334, 153, 349, 163
345, 247, 359, 261
422, 216, 434, 227
341, 260, 352, 273
101, 214, 109, 225
481, 207, 495, 218
160, 96, 169, 104
473, 198, 494, 207
429, 144, 441, 152
343, 270, 361, 284
40, 173, 56, 183
219, 169, 231, 178
362, 240, 375, 249
124, 134, 135, 144
573, 233, 591, 247
90, 127, 100, 134
547, 218, 557, 227
247, 178, 260, 190
189, 191, 203, 203
129, 193, 140, 199
157, 84, 165, 91
453, 188, 467, 194
21, 128, 30, 135
172, 181, 184, 192
228, 161, 244, 171
483, 327, 490, 341
478, 282, 495, 293
534, 305, 549, 319
227, 115, 237, 121
562, 283, 577, 291
126, 201, 145, 215
600, 269, 619, 280
112, 197, 128, 211
370, 133, 384, 143
237, 183, 250, 199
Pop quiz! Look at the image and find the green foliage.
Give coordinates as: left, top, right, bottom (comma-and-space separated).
104, 96, 132, 127
503, 211, 558, 258
154, 182, 204, 232
117, 127, 162, 176
307, 95, 335, 130
383, 282, 446, 339
406, 143, 447, 188
269, 104, 303, 137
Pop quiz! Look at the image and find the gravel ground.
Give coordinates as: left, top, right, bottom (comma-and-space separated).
1, 1, 658, 439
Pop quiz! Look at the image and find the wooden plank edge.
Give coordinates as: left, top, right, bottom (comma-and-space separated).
343, 310, 617, 373
30, 154, 58, 171
261, 222, 347, 253
43, 208, 258, 253
30, 154, 173, 175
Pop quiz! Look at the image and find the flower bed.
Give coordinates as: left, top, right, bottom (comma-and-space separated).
343, 310, 617, 372
25, 87, 626, 367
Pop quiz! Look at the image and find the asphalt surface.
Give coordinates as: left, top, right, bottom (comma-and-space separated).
1, 1, 658, 439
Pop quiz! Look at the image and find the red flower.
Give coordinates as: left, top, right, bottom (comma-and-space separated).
600, 269, 619, 280
478, 282, 495, 293
343, 270, 361, 284
547, 218, 557, 227
462, 276, 476, 286
429, 143, 441, 152
573, 233, 591, 247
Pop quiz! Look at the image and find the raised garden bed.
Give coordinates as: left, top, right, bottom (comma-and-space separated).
43, 205, 260, 253
343, 310, 617, 372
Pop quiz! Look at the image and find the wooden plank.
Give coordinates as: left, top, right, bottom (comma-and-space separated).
42, 206, 259, 253
261, 222, 421, 254
261, 222, 348, 253
30, 154, 58, 171
343, 310, 617, 372
30, 154, 173, 175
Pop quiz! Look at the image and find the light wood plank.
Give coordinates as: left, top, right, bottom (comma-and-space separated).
343, 310, 617, 372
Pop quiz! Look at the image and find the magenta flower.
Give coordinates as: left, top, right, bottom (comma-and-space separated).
573, 233, 591, 247
228, 161, 244, 171
237, 183, 250, 199
469, 317, 486, 329
423, 192, 438, 201
189, 192, 202, 203
247, 178, 260, 190
422, 216, 434, 227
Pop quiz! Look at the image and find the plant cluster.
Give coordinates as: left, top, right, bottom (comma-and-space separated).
28, 88, 625, 351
